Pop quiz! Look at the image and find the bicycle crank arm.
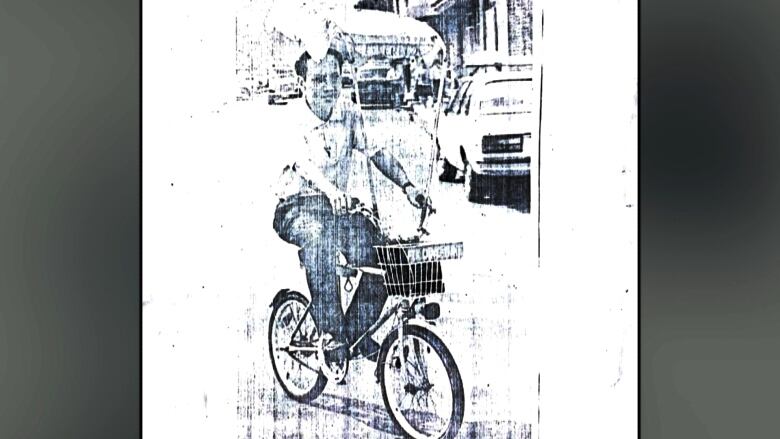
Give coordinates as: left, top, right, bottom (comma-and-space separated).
279, 345, 319, 353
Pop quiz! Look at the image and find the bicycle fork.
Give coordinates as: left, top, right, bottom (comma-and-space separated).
370, 298, 415, 383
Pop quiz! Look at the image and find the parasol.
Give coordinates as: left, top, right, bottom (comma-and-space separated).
265, 3, 444, 67
336, 10, 444, 67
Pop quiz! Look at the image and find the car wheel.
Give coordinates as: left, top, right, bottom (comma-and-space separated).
464, 161, 482, 203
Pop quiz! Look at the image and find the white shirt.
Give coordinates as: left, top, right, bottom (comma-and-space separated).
275, 96, 379, 207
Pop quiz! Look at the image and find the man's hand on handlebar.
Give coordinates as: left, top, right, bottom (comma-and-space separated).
324, 188, 352, 215
402, 183, 428, 209
325, 189, 367, 216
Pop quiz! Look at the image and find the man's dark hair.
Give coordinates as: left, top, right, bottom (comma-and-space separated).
294, 48, 345, 80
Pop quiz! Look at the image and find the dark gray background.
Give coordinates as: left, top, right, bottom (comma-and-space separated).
0, 0, 778, 437
0, 1, 139, 438
641, 0, 780, 437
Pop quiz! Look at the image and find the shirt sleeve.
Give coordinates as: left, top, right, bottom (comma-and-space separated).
274, 130, 309, 199
275, 127, 329, 199
284, 129, 307, 168
288, 116, 327, 160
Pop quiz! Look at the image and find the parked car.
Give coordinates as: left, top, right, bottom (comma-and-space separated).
267, 68, 302, 105
342, 75, 354, 89
341, 72, 357, 103
356, 61, 404, 109
436, 71, 535, 202
463, 52, 533, 76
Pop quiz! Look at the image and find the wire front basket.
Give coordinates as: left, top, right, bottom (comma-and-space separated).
375, 241, 463, 297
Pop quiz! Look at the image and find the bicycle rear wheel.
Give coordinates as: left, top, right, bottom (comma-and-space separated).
378, 325, 465, 439
268, 291, 327, 402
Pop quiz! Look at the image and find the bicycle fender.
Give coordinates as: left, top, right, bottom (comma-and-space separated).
269, 288, 305, 308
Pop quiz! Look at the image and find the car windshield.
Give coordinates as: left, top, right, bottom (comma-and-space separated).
479, 79, 533, 115
446, 81, 471, 113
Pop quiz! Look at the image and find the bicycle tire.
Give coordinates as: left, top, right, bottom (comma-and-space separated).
268, 290, 327, 402
378, 324, 465, 439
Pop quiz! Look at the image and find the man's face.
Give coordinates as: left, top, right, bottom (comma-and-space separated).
304, 54, 342, 121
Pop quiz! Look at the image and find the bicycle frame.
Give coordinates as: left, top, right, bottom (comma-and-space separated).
277, 207, 458, 389
279, 262, 440, 359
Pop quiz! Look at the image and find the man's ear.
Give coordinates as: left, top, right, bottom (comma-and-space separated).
294, 52, 310, 79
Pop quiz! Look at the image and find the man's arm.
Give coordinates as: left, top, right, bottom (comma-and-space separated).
350, 103, 424, 207
350, 99, 412, 189
370, 149, 412, 189
370, 149, 425, 207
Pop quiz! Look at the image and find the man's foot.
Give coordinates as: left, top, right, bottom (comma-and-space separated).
319, 333, 349, 383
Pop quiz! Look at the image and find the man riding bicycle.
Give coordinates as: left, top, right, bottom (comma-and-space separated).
272, 45, 425, 362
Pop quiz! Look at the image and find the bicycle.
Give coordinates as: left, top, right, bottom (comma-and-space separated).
268, 197, 466, 439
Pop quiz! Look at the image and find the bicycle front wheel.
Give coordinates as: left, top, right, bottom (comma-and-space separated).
378, 325, 465, 439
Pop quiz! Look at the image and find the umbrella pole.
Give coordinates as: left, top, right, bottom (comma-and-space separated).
418, 74, 446, 235
355, 67, 382, 223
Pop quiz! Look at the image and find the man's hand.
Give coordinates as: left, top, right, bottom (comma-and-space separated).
325, 187, 351, 214
403, 183, 426, 208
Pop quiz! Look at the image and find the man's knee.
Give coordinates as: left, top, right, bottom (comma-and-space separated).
298, 235, 337, 271
287, 216, 334, 256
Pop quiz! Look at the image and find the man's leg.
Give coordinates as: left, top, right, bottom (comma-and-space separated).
298, 235, 345, 342
338, 213, 387, 352
277, 197, 346, 342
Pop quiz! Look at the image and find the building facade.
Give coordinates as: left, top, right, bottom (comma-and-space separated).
409, 0, 533, 75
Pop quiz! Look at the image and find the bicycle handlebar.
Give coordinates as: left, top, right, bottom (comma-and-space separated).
341, 196, 435, 236
416, 194, 436, 236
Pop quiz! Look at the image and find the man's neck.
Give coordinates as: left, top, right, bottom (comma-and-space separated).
306, 100, 334, 123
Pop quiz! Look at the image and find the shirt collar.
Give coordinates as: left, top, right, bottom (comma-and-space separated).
299, 99, 327, 131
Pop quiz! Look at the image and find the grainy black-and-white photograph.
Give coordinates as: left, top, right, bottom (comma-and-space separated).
143, 1, 636, 438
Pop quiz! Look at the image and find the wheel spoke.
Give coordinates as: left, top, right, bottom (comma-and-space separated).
427, 392, 439, 416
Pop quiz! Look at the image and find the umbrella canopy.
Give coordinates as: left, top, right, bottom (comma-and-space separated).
339, 10, 444, 65
265, 3, 444, 67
